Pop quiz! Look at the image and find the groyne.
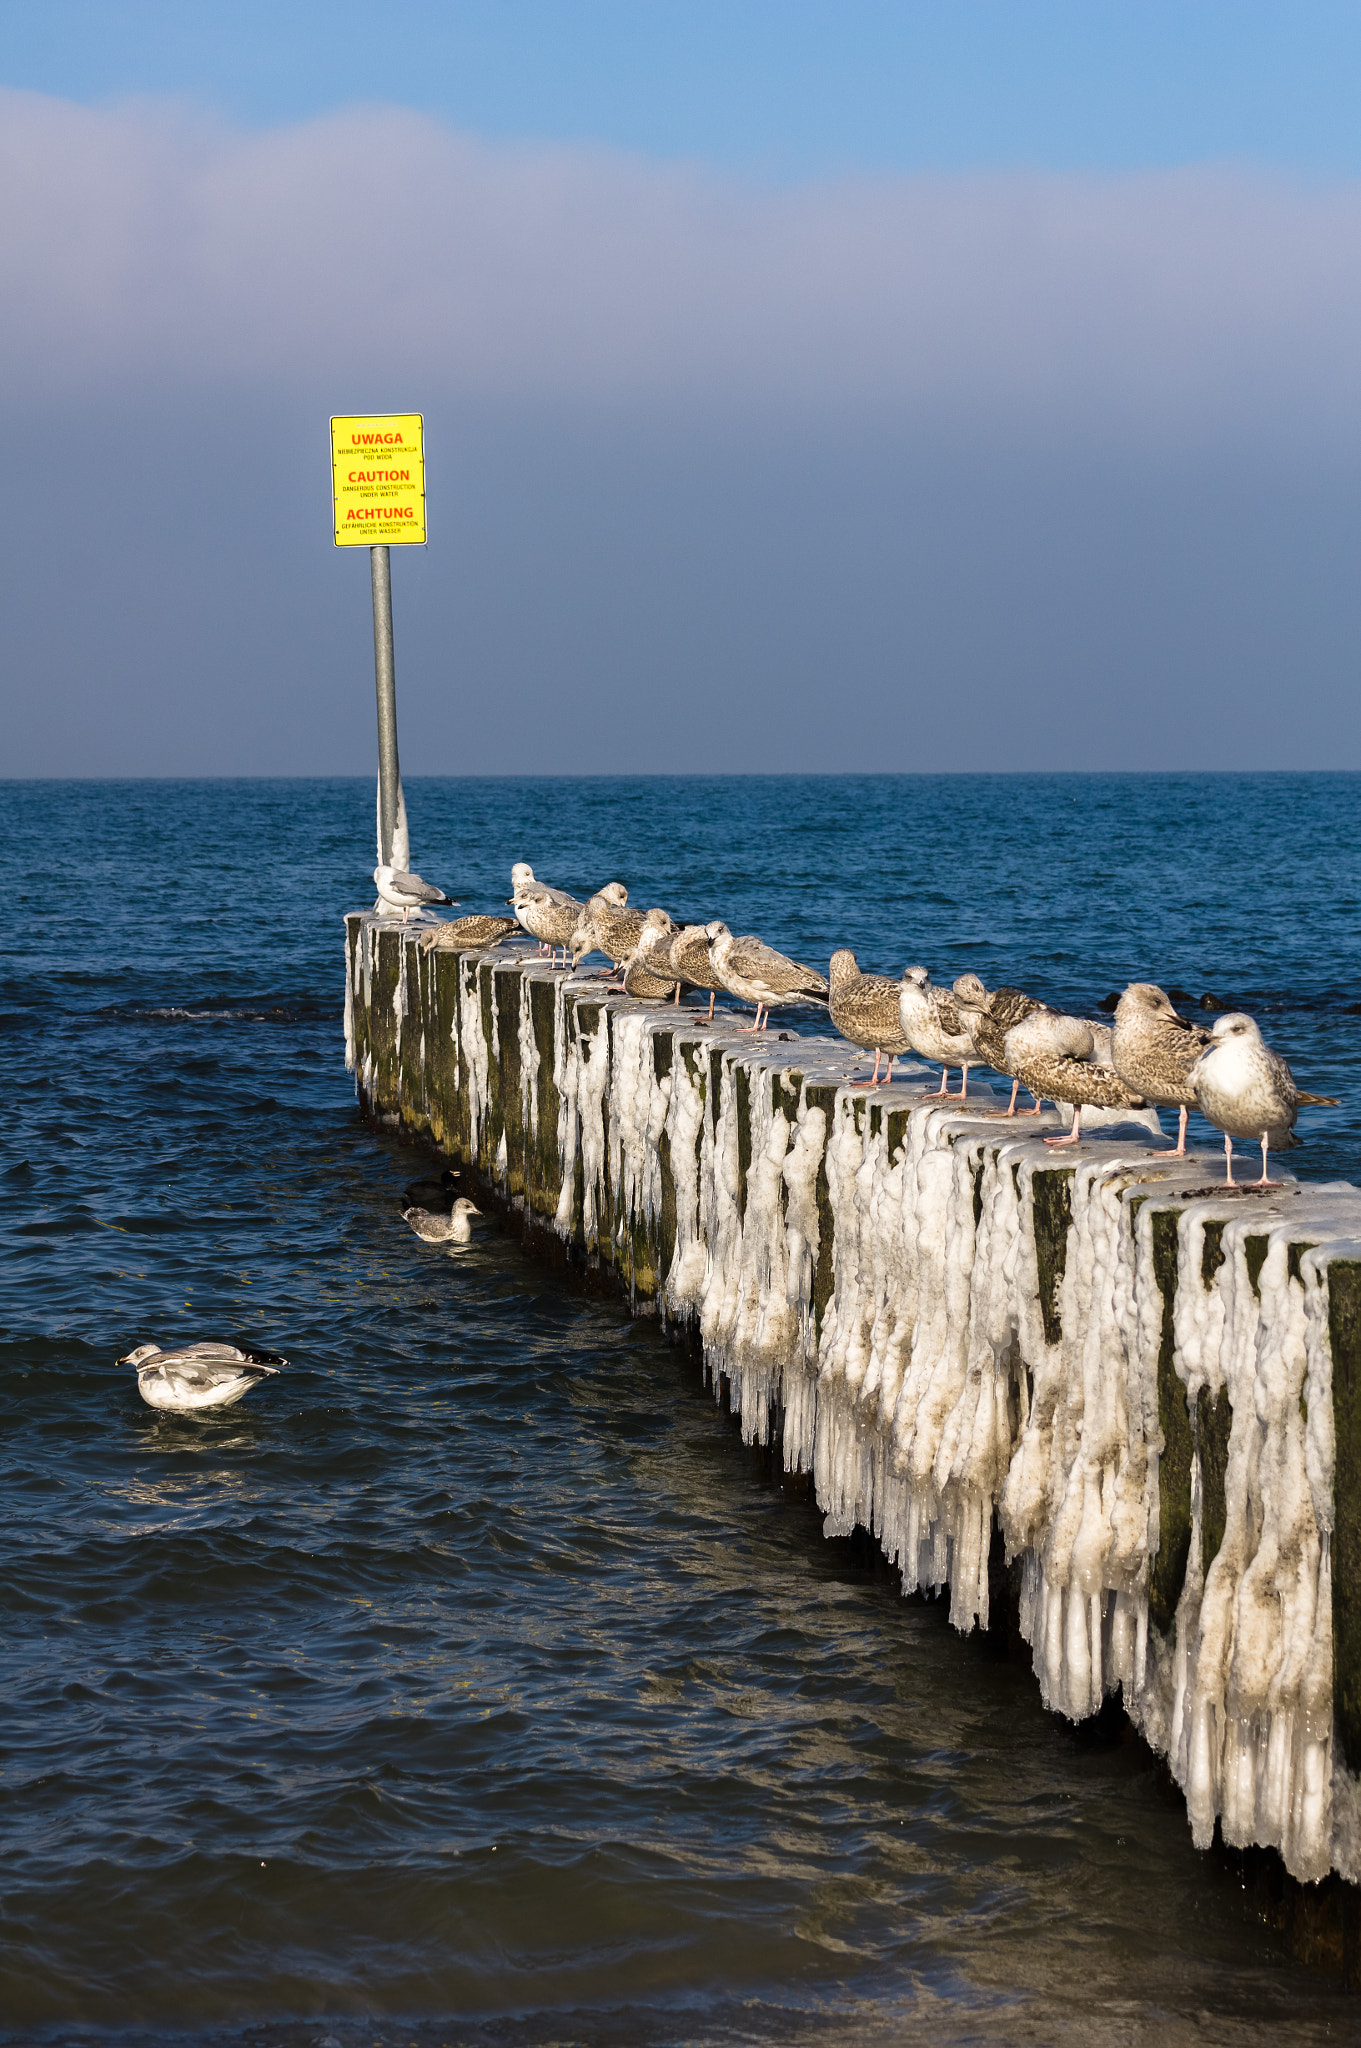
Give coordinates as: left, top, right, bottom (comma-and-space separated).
345, 910, 1361, 1920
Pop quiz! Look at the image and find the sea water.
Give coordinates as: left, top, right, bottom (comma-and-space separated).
1, 773, 1357, 2045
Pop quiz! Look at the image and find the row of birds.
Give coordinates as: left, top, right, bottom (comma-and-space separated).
372, 860, 1339, 1191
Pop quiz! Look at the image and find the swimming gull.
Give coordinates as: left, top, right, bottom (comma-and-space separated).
1111, 983, 1212, 1155
119, 1341, 286, 1415
1002, 1010, 1148, 1146
403, 1195, 482, 1243
898, 967, 977, 1096
508, 864, 583, 964
667, 921, 729, 1019
829, 949, 911, 1086
708, 930, 828, 1033
622, 909, 681, 999
951, 974, 1048, 1115
418, 914, 520, 954
374, 865, 458, 922
1190, 1011, 1338, 1186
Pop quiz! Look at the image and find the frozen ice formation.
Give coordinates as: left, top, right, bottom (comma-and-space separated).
345, 915, 1361, 1885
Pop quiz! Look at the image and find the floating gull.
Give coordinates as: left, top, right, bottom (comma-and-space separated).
1111, 982, 1212, 1155
508, 864, 583, 964
829, 950, 911, 1086
570, 884, 645, 976
898, 967, 977, 1096
1003, 1010, 1148, 1147
622, 909, 681, 999
668, 921, 728, 1019
709, 930, 828, 1033
120, 1341, 286, 1414
952, 974, 1048, 1115
403, 1166, 461, 1209
418, 913, 520, 954
374, 865, 457, 922
403, 1195, 481, 1243
1190, 1011, 1338, 1187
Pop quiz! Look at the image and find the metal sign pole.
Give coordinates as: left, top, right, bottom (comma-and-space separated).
370, 542, 400, 868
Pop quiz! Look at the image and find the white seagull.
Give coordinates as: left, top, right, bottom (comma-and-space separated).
373, 865, 458, 921
403, 1196, 481, 1243
120, 1341, 287, 1414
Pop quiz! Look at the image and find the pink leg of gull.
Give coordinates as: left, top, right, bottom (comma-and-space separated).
1222, 1132, 1236, 1187
707, 991, 716, 1022
852, 1047, 884, 1091
1171, 1104, 1188, 1157
1250, 1131, 1283, 1188
1044, 1105, 1084, 1148
929, 1067, 952, 1095
950, 1062, 972, 1098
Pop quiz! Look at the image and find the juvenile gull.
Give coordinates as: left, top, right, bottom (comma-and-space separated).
1112, 982, 1212, 1155
1003, 1010, 1148, 1147
418, 914, 520, 954
952, 974, 1047, 1115
709, 930, 828, 1033
508, 864, 583, 964
668, 921, 728, 1019
570, 884, 645, 976
403, 1195, 481, 1243
119, 1341, 286, 1415
829, 949, 911, 1086
898, 967, 976, 1096
1190, 1011, 1338, 1187
374, 865, 458, 922
622, 909, 680, 1000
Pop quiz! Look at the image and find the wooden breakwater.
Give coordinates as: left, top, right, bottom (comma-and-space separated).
345, 909, 1361, 1951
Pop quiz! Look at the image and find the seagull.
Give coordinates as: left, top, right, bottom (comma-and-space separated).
1190, 1012, 1338, 1187
418, 914, 520, 954
898, 967, 977, 1096
1111, 983, 1213, 1156
1002, 1010, 1148, 1147
402, 1166, 461, 1209
622, 909, 681, 999
374, 865, 458, 922
569, 884, 645, 977
708, 930, 828, 1033
951, 974, 1048, 1115
120, 1341, 286, 1414
402, 1196, 481, 1243
508, 864, 583, 964
829, 949, 911, 1086
667, 921, 728, 1019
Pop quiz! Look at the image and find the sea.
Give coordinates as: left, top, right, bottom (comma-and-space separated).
2, 773, 1358, 2047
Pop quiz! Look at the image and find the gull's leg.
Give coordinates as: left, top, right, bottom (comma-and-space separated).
1171, 1105, 1188, 1157
852, 1047, 883, 1091
1223, 1132, 1236, 1187
708, 991, 716, 1022
930, 1066, 951, 1096
951, 1061, 972, 1099
1250, 1132, 1282, 1188
883, 1055, 895, 1085
1006, 1077, 1021, 1116
673, 983, 681, 1006
1045, 1104, 1083, 1148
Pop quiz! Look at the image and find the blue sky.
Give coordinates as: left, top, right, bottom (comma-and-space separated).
11, 1, 1361, 175
6, 6, 1361, 775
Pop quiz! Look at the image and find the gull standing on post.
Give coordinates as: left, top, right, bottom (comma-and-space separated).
1112, 982, 1212, 1156
667, 922, 729, 1019
898, 966, 977, 1097
569, 884, 646, 977
708, 930, 828, 1033
622, 910, 681, 999
951, 974, 1048, 1114
1002, 1010, 1148, 1146
829, 950, 911, 1086
1190, 1011, 1338, 1187
508, 864, 583, 965
373, 865, 458, 921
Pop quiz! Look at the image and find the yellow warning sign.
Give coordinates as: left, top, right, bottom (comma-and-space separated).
331, 413, 426, 546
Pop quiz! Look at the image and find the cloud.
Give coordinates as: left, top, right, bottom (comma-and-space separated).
5, 87, 1361, 446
